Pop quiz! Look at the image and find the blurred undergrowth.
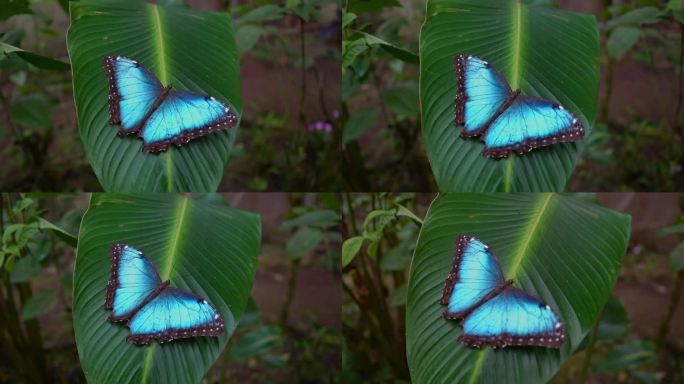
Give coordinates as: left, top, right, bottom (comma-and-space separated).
0, 0, 341, 191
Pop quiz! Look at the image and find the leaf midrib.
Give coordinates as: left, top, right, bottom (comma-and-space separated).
149, 4, 174, 192
466, 193, 555, 384
140, 196, 191, 383
502, 1, 524, 192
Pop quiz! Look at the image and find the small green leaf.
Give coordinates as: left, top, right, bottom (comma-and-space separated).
3, 224, 23, 245
3, 222, 40, 248
236, 5, 284, 25
342, 12, 357, 28
0, 42, 70, 70
597, 295, 630, 341
367, 238, 380, 257
9, 255, 41, 283
357, 31, 419, 64
342, 236, 364, 267
669, 241, 684, 271
21, 291, 57, 321
342, 38, 371, 69
380, 227, 417, 271
13, 197, 35, 213
362, 209, 396, 237
236, 24, 263, 55
394, 204, 423, 226
595, 340, 657, 372
607, 26, 641, 58
605, 7, 663, 30
343, 107, 379, 144
229, 326, 283, 360
38, 217, 77, 247
666, 0, 682, 12
381, 83, 419, 120
656, 223, 684, 237
9, 95, 55, 130
286, 226, 324, 260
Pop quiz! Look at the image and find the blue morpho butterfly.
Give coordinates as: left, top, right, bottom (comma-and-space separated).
454, 54, 584, 159
103, 56, 238, 153
104, 243, 224, 345
440, 235, 565, 349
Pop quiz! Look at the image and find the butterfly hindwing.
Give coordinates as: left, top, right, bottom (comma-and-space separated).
482, 95, 584, 158
103, 56, 164, 134
127, 287, 224, 345
460, 287, 565, 349
140, 90, 238, 153
105, 243, 163, 322
455, 54, 512, 136
440, 235, 506, 319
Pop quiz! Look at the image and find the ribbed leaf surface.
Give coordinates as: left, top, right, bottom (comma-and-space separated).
67, 1, 242, 191
406, 194, 630, 383
73, 194, 260, 383
420, 0, 599, 191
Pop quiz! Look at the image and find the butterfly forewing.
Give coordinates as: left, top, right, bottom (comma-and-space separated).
105, 244, 162, 321
441, 235, 506, 319
103, 56, 164, 134
455, 55, 512, 136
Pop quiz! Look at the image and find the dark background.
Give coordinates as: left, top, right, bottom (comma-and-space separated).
0, 192, 341, 383
0, 0, 340, 192
342, 0, 684, 191
342, 192, 684, 383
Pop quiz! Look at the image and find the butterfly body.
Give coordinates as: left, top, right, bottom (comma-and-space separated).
454, 54, 584, 159
440, 235, 565, 349
105, 243, 224, 345
103, 56, 237, 153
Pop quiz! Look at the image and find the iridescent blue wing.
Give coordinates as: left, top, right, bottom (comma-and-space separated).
104, 243, 163, 322
440, 235, 506, 319
103, 56, 164, 134
139, 90, 238, 152
455, 54, 512, 136
481, 95, 584, 159
127, 287, 224, 345
460, 287, 566, 349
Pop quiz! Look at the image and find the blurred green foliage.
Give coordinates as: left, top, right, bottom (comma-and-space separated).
344, 193, 684, 383
342, 192, 420, 382
0, 0, 340, 191
0, 193, 342, 383
342, 1, 432, 191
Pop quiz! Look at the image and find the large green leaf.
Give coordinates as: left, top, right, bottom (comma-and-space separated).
67, 1, 242, 191
73, 194, 260, 383
420, 0, 599, 191
406, 194, 630, 383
